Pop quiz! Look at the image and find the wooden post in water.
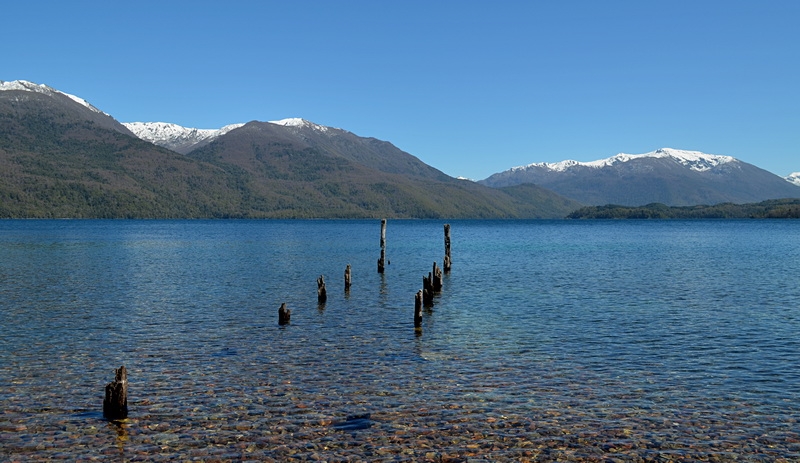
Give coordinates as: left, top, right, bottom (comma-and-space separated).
344, 264, 351, 291
278, 302, 291, 325
443, 224, 452, 273
317, 275, 327, 303
377, 219, 387, 273
432, 261, 443, 292
103, 366, 128, 420
414, 290, 423, 328
423, 272, 434, 305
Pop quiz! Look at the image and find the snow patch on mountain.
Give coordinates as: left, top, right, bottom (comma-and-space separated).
515, 148, 736, 173
786, 172, 800, 187
124, 118, 339, 152
0, 79, 107, 115
269, 118, 331, 133
123, 121, 244, 148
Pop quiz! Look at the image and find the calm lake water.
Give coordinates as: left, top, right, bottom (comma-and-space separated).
1, 219, 799, 462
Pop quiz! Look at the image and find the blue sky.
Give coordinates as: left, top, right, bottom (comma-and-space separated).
2, 1, 798, 179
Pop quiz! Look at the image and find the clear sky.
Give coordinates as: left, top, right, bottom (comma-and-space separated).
2, 1, 798, 179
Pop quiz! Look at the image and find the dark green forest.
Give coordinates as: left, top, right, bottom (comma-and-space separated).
567, 199, 800, 219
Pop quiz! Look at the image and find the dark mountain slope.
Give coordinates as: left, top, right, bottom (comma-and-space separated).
267, 119, 451, 181
0, 84, 135, 136
187, 122, 581, 218
496, 183, 587, 218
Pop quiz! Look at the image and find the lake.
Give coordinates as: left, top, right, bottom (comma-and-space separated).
1, 219, 799, 461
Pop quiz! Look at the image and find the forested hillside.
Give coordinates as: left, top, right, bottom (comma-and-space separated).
567, 199, 800, 219
0, 83, 581, 218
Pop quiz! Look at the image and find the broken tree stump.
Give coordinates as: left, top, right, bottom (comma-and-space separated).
377, 219, 387, 273
414, 290, 423, 328
344, 264, 351, 291
443, 223, 452, 273
278, 302, 291, 325
103, 366, 128, 420
317, 275, 327, 303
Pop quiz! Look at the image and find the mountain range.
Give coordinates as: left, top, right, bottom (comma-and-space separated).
480, 148, 800, 207
0, 80, 579, 218
1, 80, 798, 218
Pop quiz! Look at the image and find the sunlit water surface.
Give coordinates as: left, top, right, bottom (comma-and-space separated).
1, 220, 799, 462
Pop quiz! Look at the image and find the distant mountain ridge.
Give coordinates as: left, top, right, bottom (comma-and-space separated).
480, 148, 800, 207
0, 79, 580, 218
518, 148, 735, 173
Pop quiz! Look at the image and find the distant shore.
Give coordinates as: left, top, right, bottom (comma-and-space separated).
567, 198, 800, 219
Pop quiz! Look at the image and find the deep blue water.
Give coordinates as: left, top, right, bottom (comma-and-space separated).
1, 219, 799, 461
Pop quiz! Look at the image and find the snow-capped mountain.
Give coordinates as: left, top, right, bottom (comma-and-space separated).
481, 148, 800, 207
123, 121, 244, 154
786, 172, 800, 187
0, 80, 107, 116
519, 148, 735, 173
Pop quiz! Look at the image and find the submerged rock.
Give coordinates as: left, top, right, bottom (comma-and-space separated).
332, 413, 373, 431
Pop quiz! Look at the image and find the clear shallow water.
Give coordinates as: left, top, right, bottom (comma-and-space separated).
1, 219, 799, 462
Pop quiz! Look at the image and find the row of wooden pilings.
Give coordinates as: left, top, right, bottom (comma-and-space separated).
415, 223, 451, 328
280, 219, 451, 329
102, 220, 451, 421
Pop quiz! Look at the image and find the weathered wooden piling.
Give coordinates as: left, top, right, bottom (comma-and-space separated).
414, 290, 423, 328
432, 261, 443, 292
443, 223, 452, 272
344, 264, 351, 291
317, 275, 327, 303
378, 219, 387, 273
423, 272, 434, 305
278, 302, 291, 325
103, 366, 128, 420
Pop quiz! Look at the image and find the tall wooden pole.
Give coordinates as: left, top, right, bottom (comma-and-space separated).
414, 290, 423, 328
378, 219, 387, 273
443, 223, 451, 273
